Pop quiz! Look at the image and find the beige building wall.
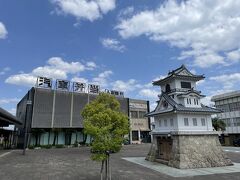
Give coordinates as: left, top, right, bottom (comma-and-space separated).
129, 99, 150, 144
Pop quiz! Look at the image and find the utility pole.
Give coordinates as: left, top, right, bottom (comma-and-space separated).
23, 98, 32, 155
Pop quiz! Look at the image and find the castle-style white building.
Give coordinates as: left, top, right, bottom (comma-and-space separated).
146, 65, 232, 169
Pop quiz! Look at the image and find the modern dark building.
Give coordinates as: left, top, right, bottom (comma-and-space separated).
16, 82, 151, 147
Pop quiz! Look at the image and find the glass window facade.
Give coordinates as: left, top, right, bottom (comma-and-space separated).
130, 111, 138, 118
216, 102, 240, 112
139, 111, 146, 118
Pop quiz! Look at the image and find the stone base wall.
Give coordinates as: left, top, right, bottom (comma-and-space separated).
146, 134, 233, 169
145, 143, 157, 162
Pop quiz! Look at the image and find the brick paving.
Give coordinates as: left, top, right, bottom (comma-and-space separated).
0, 144, 240, 180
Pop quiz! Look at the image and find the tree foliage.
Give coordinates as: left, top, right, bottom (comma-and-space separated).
212, 117, 226, 131
82, 93, 129, 161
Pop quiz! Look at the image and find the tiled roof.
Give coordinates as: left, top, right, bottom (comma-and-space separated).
146, 93, 221, 117
152, 65, 204, 86
177, 89, 205, 97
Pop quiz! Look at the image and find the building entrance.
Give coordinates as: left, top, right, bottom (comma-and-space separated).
157, 137, 172, 161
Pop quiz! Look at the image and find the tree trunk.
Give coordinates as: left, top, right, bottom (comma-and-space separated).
105, 159, 108, 180
100, 160, 104, 180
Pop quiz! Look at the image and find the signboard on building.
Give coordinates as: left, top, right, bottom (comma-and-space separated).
129, 103, 148, 109
36, 77, 52, 88
105, 89, 124, 97
35, 76, 126, 97
56, 79, 70, 91
88, 84, 100, 94
73, 82, 86, 93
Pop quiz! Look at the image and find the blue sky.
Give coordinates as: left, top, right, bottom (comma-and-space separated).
0, 0, 240, 114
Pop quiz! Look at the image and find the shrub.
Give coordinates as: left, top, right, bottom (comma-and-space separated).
28, 145, 35, 149
55, 144, 64, 148
41, 145, 52, 149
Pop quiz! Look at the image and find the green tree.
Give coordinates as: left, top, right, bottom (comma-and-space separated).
212, 117, 226, 131
82, 93, 129, 180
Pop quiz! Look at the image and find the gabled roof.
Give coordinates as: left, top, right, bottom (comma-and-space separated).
146, 93, 221, 117
177, 89, 205, 98
153, 64, 205, 86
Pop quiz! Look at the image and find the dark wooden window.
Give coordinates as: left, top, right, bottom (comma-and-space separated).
181, 81, 191, 89
165, 84, 171, 93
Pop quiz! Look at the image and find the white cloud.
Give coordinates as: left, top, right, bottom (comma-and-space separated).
139, 89, 159, 99
71, 77, 88, 83
210, 73, 240, 89
201, 96, 213, 107
117, 6, 134, 20
0, 67, 10, 75
152, 75, 166, 82
51, 0, 116, 22
5, 57, 97, 87
112, 79, 141, 92
0, 98, 20, 105
100, 38, 125, 52
5, 73, 37, 87
92, 70, 113, 87
116, 0, 240, 68
0, 22, 7, 39
86, 61, 97, 70
226, 49, 240, 63
196, 79, 205, 86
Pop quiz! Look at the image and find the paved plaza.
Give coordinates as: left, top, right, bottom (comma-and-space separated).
0, 144, 240, 180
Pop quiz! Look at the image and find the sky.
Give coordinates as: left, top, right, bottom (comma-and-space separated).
0, 0, 240, 115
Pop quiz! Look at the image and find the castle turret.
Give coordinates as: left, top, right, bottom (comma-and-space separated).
146, 65, 232, 169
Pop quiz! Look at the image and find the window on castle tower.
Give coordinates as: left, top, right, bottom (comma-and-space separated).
164, 119, 167, 127
201, 118, 206, 126
193, 118, 197, 126
170, 119, 174, 126
181, 81, 191, 89
184, 118, 189, 126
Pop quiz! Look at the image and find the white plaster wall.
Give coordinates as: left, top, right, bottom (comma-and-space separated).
177, 114, 213, 131
153, 113, 178, 133
160, 79, 176, 92
174, 79, 197, 90
183, 97, 201, 108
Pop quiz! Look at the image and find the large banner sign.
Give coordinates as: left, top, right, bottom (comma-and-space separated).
35, 76, 124, 97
